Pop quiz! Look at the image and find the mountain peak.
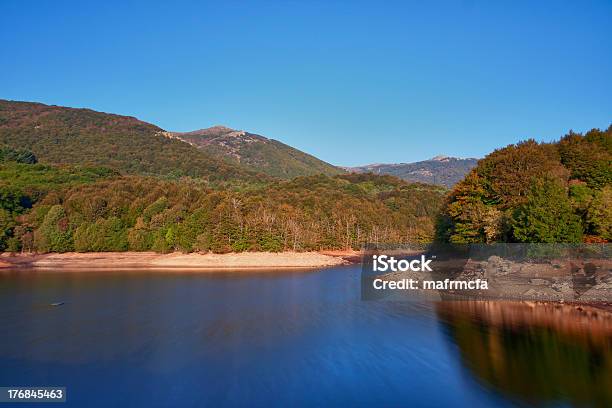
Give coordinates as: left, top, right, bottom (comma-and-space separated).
167, 125, 343, 179
208, 125, 237, 132
177, 126, 240, 137
345, 156, 479, 188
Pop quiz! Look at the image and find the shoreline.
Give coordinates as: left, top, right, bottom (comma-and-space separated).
0, 250, 360, 271
2, 251, 610, 314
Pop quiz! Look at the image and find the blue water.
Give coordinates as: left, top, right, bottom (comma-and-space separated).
0, 265, 609, 407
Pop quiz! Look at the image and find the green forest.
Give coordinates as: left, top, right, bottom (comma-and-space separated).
0, 159, 443, 252
0, 100, 263, 182
436, 127, 611, 244
0, 99, 610, 253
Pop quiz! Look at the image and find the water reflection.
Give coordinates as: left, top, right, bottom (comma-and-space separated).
437, 301, 612, 407
1, 268, 611, 407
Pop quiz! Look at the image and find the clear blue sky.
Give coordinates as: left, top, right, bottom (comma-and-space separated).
1, 0, 611, 166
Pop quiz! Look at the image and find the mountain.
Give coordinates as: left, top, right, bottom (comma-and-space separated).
0, 99, 447, 253
344, 156, 478, 188
0, 100, 261, 182
168, 126, 344, 179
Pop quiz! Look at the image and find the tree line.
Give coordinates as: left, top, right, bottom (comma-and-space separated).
0, 159, 445, 252
436, 127, 611, 243
1, 120, 610, 252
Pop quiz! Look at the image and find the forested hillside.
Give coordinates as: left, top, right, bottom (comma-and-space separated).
170, 126, 344, 179
1, 160, 444, 252
0, 100, 449, 253
0, 100, 260, 182
2, 99, 607, 252
436, 127, 611, 243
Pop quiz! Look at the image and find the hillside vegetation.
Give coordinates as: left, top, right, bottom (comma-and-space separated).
0, 100, 448, 253
170, 126, 344, 179
0, 100, 260, 182
2, 99, 607, 252
436, 127, 612, 243
1, 164, 444, 252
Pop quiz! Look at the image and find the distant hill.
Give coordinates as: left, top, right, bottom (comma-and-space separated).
344, 156, 479, 188
0, 100, 260, 182
168, 126, 344, 179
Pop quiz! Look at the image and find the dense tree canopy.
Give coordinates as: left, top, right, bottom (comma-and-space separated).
1, 100, 608, 251
437, 127, 611, 243
1, 162, 445, 252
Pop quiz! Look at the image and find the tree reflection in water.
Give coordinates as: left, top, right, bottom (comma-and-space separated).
437, 301, 612, 407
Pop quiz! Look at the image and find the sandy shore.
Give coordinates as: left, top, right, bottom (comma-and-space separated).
0, 251, 359, 270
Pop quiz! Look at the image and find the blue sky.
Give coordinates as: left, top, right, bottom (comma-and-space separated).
1, 0, 611, 166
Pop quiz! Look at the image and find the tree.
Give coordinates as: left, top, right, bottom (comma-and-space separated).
476, 140, 568, 208
0, 209, 15, 250
0, 146, 37, 164
439, 172, 489, 243
586, 186, 612, 240
151, 229, 172, 253
511, 179, 583, 243
558, 128, 612, 189
127, 217, 153, 251
34, 205, 74, 252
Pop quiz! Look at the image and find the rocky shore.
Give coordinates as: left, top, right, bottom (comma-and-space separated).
379, 255, 611, 304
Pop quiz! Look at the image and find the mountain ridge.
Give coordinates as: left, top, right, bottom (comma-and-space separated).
344, 156, 479, 188
0, 99, 263, 182
168, 126, 344, 179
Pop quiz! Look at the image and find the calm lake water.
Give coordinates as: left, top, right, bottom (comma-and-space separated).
0, 265, 610, 407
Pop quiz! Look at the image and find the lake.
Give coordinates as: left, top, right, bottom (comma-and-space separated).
0, 265, 610, 407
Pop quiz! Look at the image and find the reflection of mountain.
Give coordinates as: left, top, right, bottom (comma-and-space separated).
437, 301, 612, 407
